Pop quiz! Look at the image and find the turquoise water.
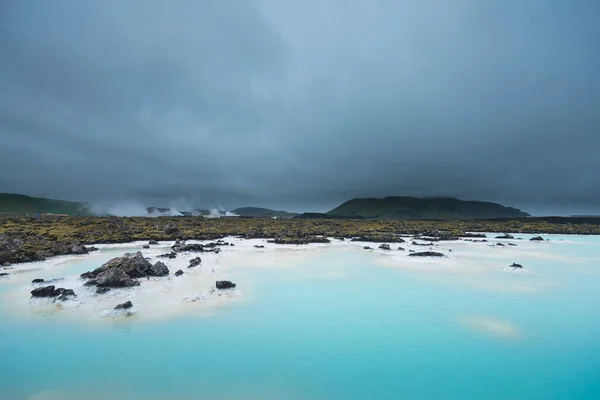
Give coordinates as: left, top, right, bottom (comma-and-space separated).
1, 235, 600, 399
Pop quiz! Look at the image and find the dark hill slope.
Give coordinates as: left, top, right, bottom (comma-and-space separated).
0, 193, 91, 216
326, 197, 529, 220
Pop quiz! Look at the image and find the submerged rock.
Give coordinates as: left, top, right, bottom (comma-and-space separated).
31, 285, 56, 297
510, 263, 524, 269
158, 252, 177, 259
254, 245, 265, 249
530, 236, 545, 241
148, 240, 159, 245
364, 246, 373, 250
508, 243, 517, 246
412, 241, 434, 247
216, 280, 236, 290
57, 289, 76, 301
397, 246, 405, 251
0, 272, 10, 277
496, 243, 505, 247
408, 251, 445, 257
142, 244, 150, 249
379, 244, 391, 250
188, 257, 202, 268
496, 233, 514, 239
114, 301, 133, 310
96, 287, 111, 294
175, 269, 184, 277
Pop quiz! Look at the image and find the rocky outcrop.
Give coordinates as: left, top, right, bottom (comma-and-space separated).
216, 280, 236, 289
175, 269, 184, 277
364, 246, 373, 250
408, 251, 445, 257
530, 236, 544, 241
114, 301, 133, 310
71, 243, 88, 255
31, 285, 57, 297
496, 243, 505, 246
81, 252, 169, 288
93, 268, 141, 288
496, 233, 514, 239
149, 261, 169, 277
254, 245, 265, 249
142, 244, 150, 249
0, 233, 99, 264
188, 257, 202, 268
379, 244, 391, 250
148, 240, 159, 245
397, 246, 405, 251
351, 234, 405, 243
510, 263, 523, 268
96, 287, 111, 294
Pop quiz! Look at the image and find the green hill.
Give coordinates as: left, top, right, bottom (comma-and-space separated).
326, 196, 530, 220
232, 207, 298, 218
0, 193, 91, 216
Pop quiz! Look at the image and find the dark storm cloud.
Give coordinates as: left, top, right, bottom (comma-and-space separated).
1, 0, 599, 214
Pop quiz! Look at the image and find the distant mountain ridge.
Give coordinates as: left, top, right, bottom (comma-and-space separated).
232, 207, 298, 218
326, 196, 529, 220
0, 193, 91, 216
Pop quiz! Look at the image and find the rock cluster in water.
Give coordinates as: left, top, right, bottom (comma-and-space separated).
81, 252, 169, 288
31, 285, 76, 300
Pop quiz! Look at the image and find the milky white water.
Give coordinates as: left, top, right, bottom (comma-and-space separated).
0, 234, 599, 399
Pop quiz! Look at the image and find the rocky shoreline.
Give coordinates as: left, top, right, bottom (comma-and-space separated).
0, 214, 580, 265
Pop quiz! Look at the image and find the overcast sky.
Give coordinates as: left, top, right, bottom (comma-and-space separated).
1, 0, 599, 214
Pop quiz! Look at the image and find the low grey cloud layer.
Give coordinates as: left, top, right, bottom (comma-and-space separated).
1, 0, 599, 214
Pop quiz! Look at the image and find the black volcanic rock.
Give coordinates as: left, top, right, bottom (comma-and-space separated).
94, 269, 140, 288
408, 251, 445, 257
96, 287, 111, 294
114, 301, 133, 310
31, 285, 56, 297
510, 263, 524, 268
32, 278, 45, 284
174, 269, 184, 277
149, 240, 159, 245
379, 244, 391, 250
530, 236, 545, 241
216, 280, 236, 289
188, 257, 202, 268
496, 233, 514, 239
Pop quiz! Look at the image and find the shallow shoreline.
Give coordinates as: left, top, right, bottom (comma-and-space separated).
0, 233, 589, 324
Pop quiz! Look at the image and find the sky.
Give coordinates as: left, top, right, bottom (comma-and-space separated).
1, 0, 599, 215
